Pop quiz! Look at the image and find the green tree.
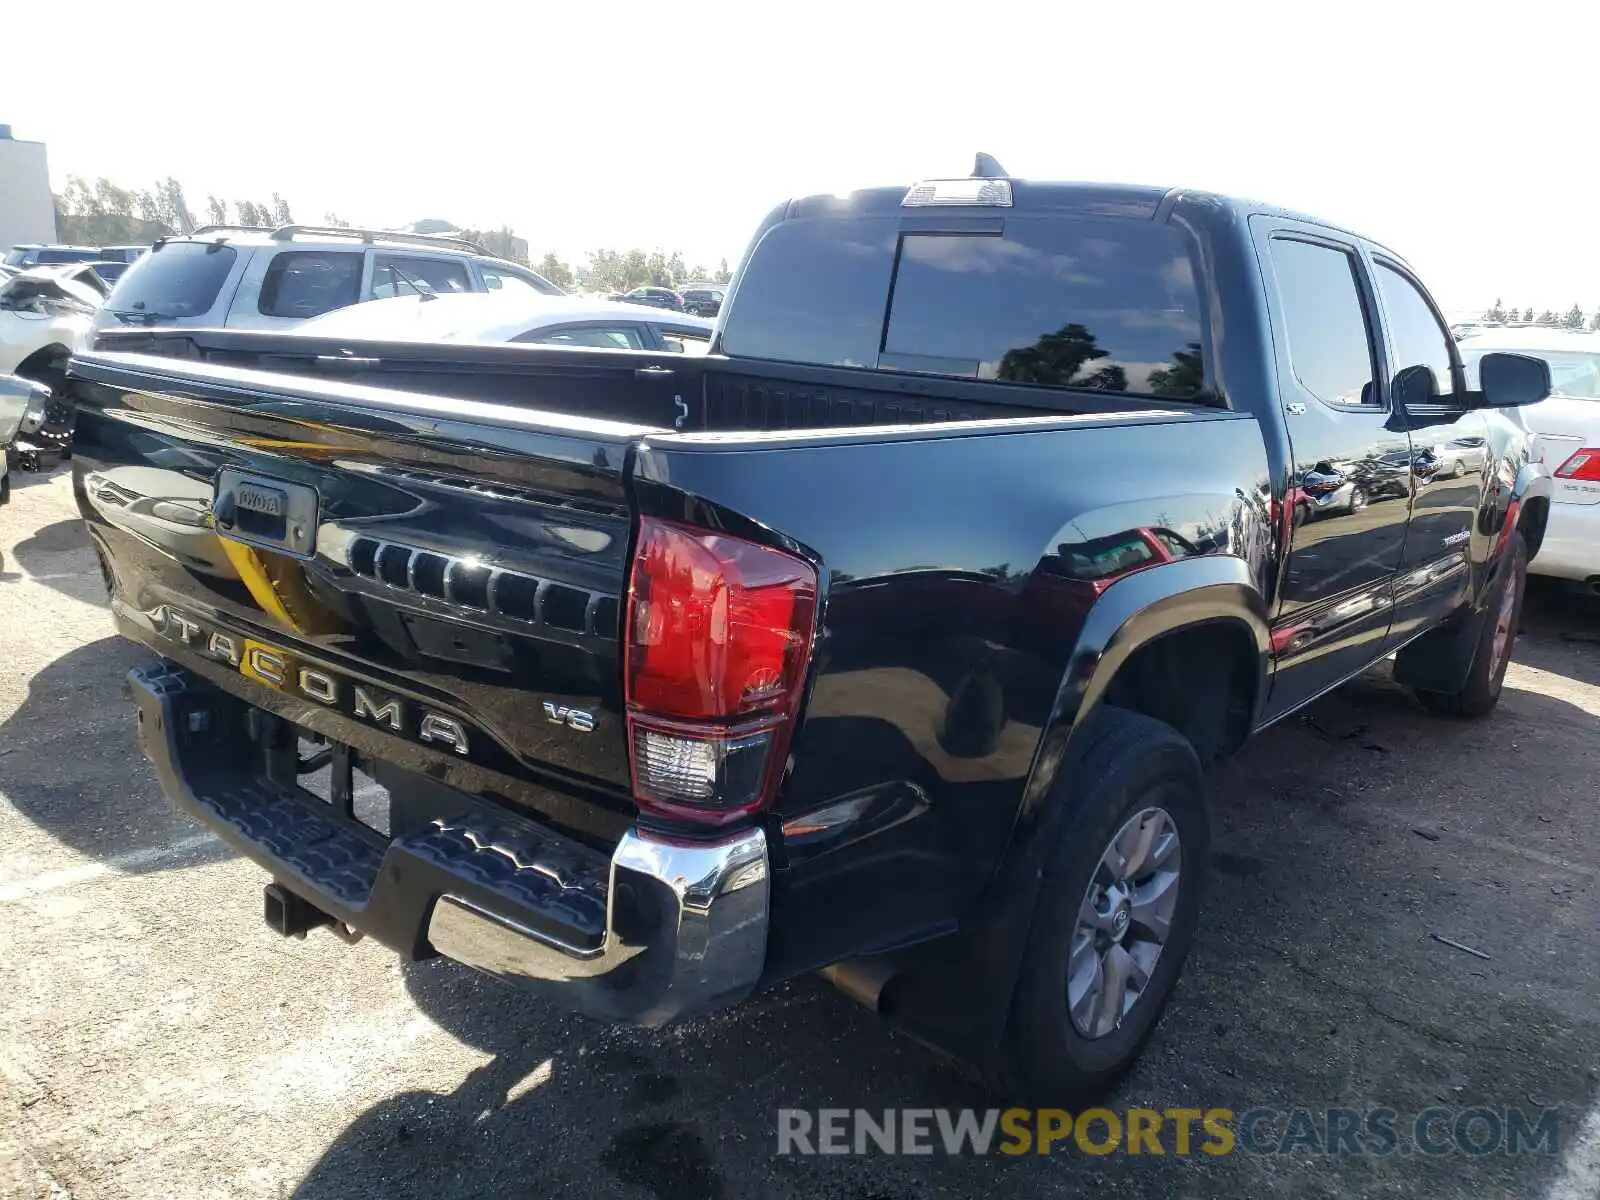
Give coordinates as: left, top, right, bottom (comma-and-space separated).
1523, 307, 1535, 323
1592, 310, 1600, 331
204, 195, 227, 227
461, 225, 530, 264
52, 175, 171, 245
1537, 310, 1560, 326
271, 193, 294, 226
534, 253, 576, 291
1485, 297, 1505, 322
715, 257, 731, 284
1563, 303, 1586, 330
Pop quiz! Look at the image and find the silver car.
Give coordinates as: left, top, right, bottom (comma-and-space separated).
88, 224, 563, 341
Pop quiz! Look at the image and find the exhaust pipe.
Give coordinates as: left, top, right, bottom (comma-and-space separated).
821, 958, 898, 1015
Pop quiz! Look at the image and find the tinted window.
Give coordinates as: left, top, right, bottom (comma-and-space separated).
258, 251, 363, 318
106, 241, 238, 318
884, 220, 1203, 395
722, 215, 1206, 397
479, 264, 562, 297
37, 248, 103, 264
519, 324, 646, 349
1268, 238, 1377, 408
370, 254, 470, 299
1375, 264, 1454, 403
719, 216, 899, 367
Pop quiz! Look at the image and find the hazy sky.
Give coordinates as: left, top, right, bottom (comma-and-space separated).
6, 1, 1595, 313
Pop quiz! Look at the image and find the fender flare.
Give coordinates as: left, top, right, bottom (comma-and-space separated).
886, 556, 1269, 1062
1022, 554, 1271, 822
1492, 461, 1552, 567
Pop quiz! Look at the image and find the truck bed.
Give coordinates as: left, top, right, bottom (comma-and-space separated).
86, 326, 1201, 433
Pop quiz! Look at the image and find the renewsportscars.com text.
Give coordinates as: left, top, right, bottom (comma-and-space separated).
776, 1106, 1563, 1157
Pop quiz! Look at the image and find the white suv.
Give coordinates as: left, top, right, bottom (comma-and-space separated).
88, 225, 563, 340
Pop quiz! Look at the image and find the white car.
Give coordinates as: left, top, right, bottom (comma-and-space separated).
296, 291, 717, 353
0, 374, 52, 504
0, 266, 100, 390
1459, 327, 1600, 581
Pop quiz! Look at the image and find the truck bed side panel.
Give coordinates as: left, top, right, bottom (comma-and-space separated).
634, 412, 1274, 971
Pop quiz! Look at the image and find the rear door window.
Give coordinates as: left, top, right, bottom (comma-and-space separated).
106, 240, 238, 318
721, 215, 1206, 398
258, 250, 363, 318
516, 324, 647, 349
370, 254, 471, 299
1267, 238, 1379, 409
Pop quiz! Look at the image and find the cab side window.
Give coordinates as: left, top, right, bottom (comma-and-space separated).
1268, 238, 1379, 409
1376, 263, 1455, 405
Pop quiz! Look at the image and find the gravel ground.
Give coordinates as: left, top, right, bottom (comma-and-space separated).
1, 467, 1597, 1199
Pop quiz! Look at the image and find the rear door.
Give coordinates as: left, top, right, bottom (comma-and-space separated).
1252, 219, 1411, 717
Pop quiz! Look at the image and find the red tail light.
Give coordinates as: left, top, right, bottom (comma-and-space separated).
624, 517, 818, 825
1554, 448, 1600, 482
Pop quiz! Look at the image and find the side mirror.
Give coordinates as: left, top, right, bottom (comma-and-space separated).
1477, 352, 1550, 408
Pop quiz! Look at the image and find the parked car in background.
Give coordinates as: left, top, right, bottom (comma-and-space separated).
296, 292, 715, 353
0, 373, 61, 485
1460, 327, 1600, 583
88, 261, 132, 288
680, 285, 725, 317
1, 266, 100, 390
3, 244, 104, 268
86, 225, 564, 342
96, 245, 150, 263
613, 286, 684, 311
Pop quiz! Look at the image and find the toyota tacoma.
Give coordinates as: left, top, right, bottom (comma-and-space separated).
71, 159, 1552, 1100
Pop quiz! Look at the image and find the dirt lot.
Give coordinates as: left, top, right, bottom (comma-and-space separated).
2, 467, 1597, 1200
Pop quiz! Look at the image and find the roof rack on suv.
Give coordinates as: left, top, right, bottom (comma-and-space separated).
268, 225, 487, 254
187, 225, 273, 237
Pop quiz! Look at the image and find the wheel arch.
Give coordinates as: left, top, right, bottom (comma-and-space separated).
876, 556, 1270, 1065
12, 342, 73, 383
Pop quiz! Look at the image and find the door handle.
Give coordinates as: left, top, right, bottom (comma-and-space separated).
1285, 403, 1307, 416
635, 366, 674, 379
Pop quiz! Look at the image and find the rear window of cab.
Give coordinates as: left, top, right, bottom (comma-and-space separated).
720, 215, 1206, 399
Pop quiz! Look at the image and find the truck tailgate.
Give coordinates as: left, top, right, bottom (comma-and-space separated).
72, 350, 651, 845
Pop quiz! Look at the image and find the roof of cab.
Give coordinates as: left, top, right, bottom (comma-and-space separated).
782, 177, 1397, 260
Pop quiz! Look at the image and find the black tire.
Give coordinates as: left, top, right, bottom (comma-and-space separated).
1416, 531, 1527, 718
984, 707, 1207, 1104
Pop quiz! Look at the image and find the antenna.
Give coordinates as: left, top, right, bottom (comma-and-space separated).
972, 153, 1009, 179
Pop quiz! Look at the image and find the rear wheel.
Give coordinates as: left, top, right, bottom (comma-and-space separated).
984, 707, 1207, 1104
1416, 531, 1526, 717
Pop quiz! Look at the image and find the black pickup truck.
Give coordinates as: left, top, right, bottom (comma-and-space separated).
72, 162, 1554, 1101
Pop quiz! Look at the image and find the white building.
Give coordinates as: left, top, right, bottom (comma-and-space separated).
0, 125, 57, 254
